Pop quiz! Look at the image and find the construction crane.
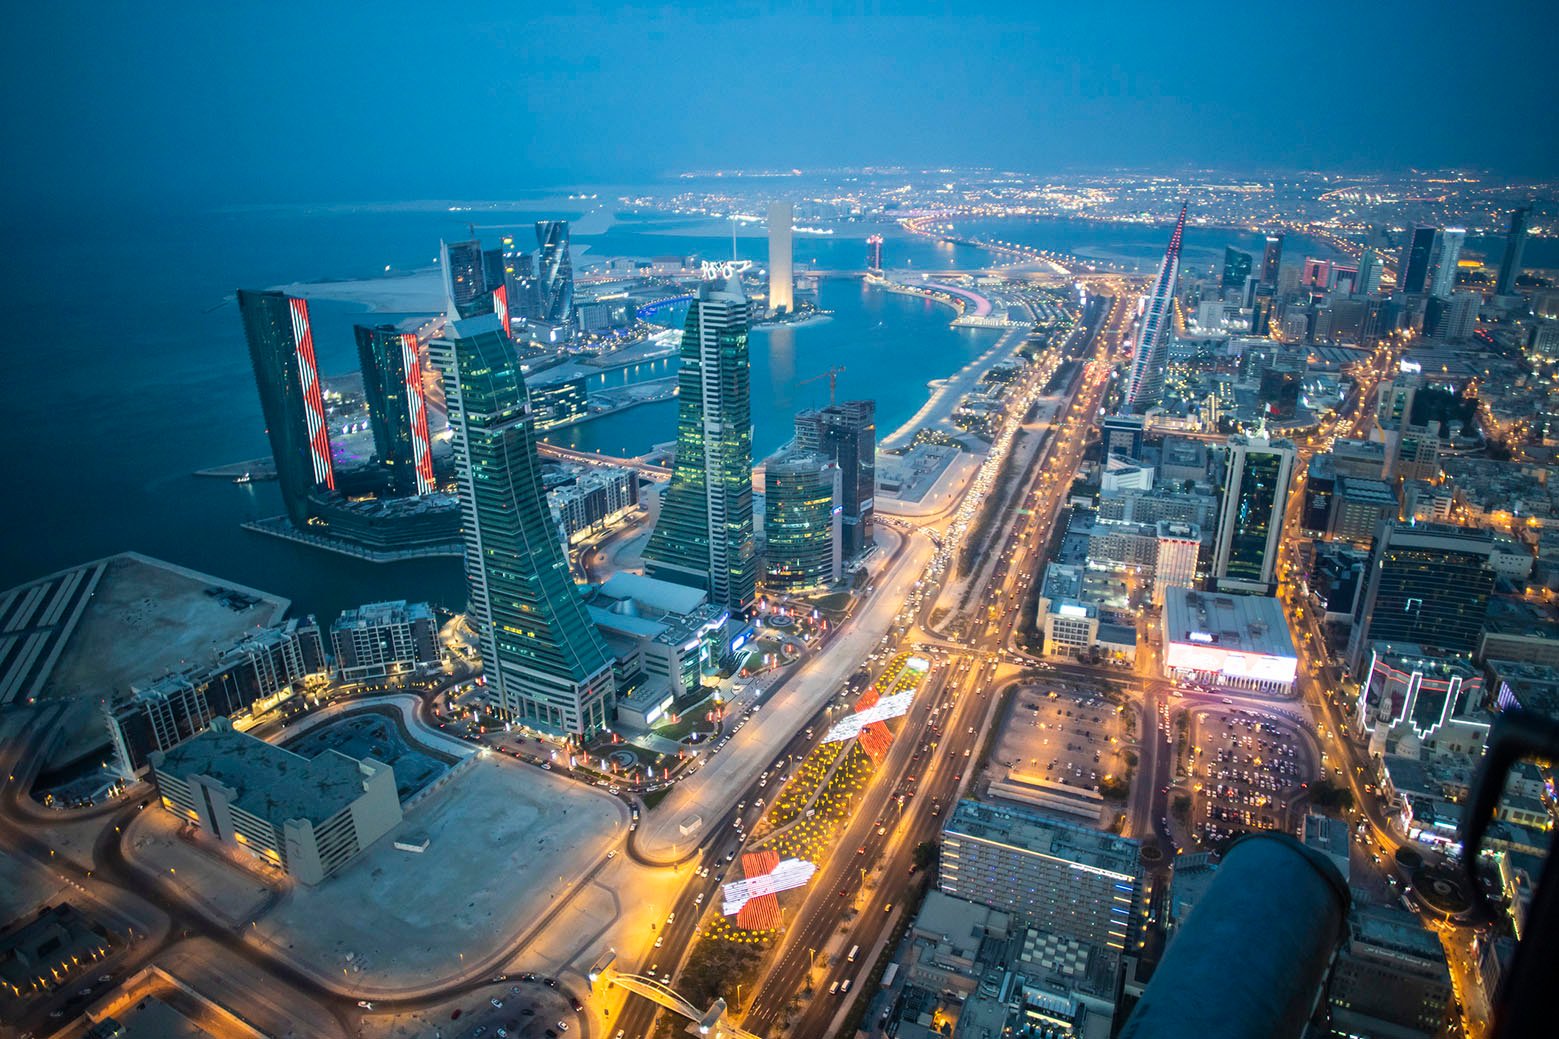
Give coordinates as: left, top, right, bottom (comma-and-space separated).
799, 365, 846, 405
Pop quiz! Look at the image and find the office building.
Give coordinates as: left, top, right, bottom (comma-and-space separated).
1496, 207, 1532, 296
1301, 258, 1331, 290
1347, 522, 1497, 670
431, 316, 616, 736
1356, 248, 1384, 295
1101, 413, 1146, 462
643, 272, 759, 614
1211, 431, 1296, 593
1221, 246, 1253, 297
768, 201, 794, 314
939, 799, 1141, 950
585, 572, 728, 728
866, 233, 884, 272
150, 718, 402, 886
794, 400, 876, 559
1399, 226, 1440, 295
763, 451, 840, 594
1325, 904, 1455, 1039
1328, 474, 1398, 545
502, 234, 541, 322
1153, 521, 1200, 603
236, 289, 336, 528
330, 600, 440, 682
354, 324, 437, 496
1354, 643, 1484, 742
535, 220, 574, 326
1428, 227, 1466, 298
1260, 234, 1283, 285
1125, 204, 1187, 412
1162, 588, 1298, 695
1423, 293, 1477, 341
440, 239, 488, 319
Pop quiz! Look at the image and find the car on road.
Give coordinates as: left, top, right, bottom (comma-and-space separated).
491, 998, 504, 1008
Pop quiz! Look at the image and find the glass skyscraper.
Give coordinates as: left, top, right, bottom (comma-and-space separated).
1212, 432, 1295, 593
1221, 246, 1253, 295
763, 452, 838, 593
535, 221, 574, 326
644, 274, 759, 614
440, 239, 489, 319
430, 317, 615, 736
1347, 522, 1497, 670
1495, 207, 1531, 296
794, 400, 876, 559
354, 324, 436, 497
1125, 204, 1186, 412
1398, 226, 1439, 295
237, 289, 335, 528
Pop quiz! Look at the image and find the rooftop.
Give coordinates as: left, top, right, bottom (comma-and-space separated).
944, 799, 1140, 880
152, 718, 380, 828
1162, 588, 1297, 660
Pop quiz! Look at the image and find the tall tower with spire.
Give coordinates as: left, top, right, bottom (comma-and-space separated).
1124, 203, 1188, 412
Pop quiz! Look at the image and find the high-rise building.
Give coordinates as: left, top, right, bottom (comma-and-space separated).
794, 400, 876, 559
1221, 247, 1253, 296
354, 324, 437, 496
1153, 521, 1200, 604
1325, 904, 1456, 1039
535, 221, 575, 326
643, 273, 759, 614
1125, 203, 1187, 412
1260, 234, 1283, 285
762, 452, 840, 593
1398, 226, 1439, 295
1423, 292, 1478, 341
1211, 431, 1296, 593
440, 239, 488, 318
1428, 227, 1465, 298
430, 317, 616, 736
768, 201, 794, 314
330, 600, 440, 682
237, 289, 335, 528
1356, 248, 1384, 296
939, 800, 1141, 951
1301, 258, 1331, 290
1101, 413, 1146, 463
1495, 206, 1532, 296
1347, 522, 1496, 669
502, 235, 541, 322
866, 234, 884, 272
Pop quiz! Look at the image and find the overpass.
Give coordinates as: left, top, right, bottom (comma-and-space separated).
537, 442, 672, 477
590, 951, 761, 1038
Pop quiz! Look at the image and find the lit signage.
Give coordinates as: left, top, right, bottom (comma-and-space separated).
722, 858, 817, 915
1187, 631, 1215, 644
1059, 604, 1089, 619
700, 260, 753, 281
1165, 641, 1297, 684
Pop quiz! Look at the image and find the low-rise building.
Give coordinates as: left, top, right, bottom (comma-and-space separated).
150, 718, 403, 885
331, 600, 440, 682
1161, 589, 1298, 695
548, 466, 639, 543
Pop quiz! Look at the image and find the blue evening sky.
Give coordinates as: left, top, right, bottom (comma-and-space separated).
3, 0, 1555, 211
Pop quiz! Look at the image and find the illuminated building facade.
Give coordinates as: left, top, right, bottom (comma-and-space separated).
867, 233, 884, 272
644, 273, 759, 614
440, 238, 488, 318
1211, 431, 1295, 594
354, 324, 436, 496
1398, 226, 1439, 295
1496, 207, 1532, 296
1347, 522, 1496, 671
431, 317, 616, 736
763, 451, 840, 593
1124, 203, 1186, 411
794, 400, 876, 559
1162, 588, 1298, 695
1260, 234, 1283, 286
1221, 246, 1252, 296
237, 289, 335, 528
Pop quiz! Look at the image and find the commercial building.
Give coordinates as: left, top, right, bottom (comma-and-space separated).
1347, 522, 1496, 671
1211, 431, 1296, 594
1260, 234, 1283, 286
1125, 205, 1186, 412
535, 220, 574, 326
1153, 521, 1200, 604
107, 616, 327, 776
150, 718, 403, 885
525, 365, 591, 429
767, 201, 794, 314
440, 239, 490, 320
1328, 473, 1398, 545
432, 316, 616, 736
1353, 642, 1484, 743
762, 451, 840, 593
548, 466, 638, 543
1428, 228, 1466, 299
1221, 246, 1252, 297
330, 600, 440, 682
1325, 904, 1456, 1039
643, 271, 759, 614
866, 233, 884, 272
236, 290, 336, 528
1101, 414, 1146, 462
1399, 226, 1440, 296
1162, 588, 1298, 695
354, 324, 437, 496
794, 399, 876, 559
1496, 207, 1532, 296
1423, 293, 1478, 342
939, 799, 1140, 950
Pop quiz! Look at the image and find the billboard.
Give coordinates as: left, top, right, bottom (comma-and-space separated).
1164, 640, 1297, 684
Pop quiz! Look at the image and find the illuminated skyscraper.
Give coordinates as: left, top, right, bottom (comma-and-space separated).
440, 239, 488, 318
430, 317, 616, 736
237, 289, 335, 528
866, 234, 884, 272
1124, 203, 1187, 412
1221, 246, 1252, 296
354, 325, 436, 496
763, 452, 840, 593
1496, 207, 1532, 296
768, 202, 794, 314
535, 221, 574, 325
1260, 234, 1283, 285
1211, 431, 1296, 594
794, 400, 876, 559
1398, 226, 1439, 295
1346, 523, 1496, 670
644, 272, 759, 614
1428, 228, 1465, 298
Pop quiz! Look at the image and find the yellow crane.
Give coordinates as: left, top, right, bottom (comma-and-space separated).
798, 365, 846, 405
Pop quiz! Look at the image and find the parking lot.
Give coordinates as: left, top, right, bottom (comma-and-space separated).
1188, 708, 1316, 845
366, 975, 582, 1039
981, 686, 1128, 821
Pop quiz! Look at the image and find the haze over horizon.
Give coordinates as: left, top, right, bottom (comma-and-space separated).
4, 0, 1557, 215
